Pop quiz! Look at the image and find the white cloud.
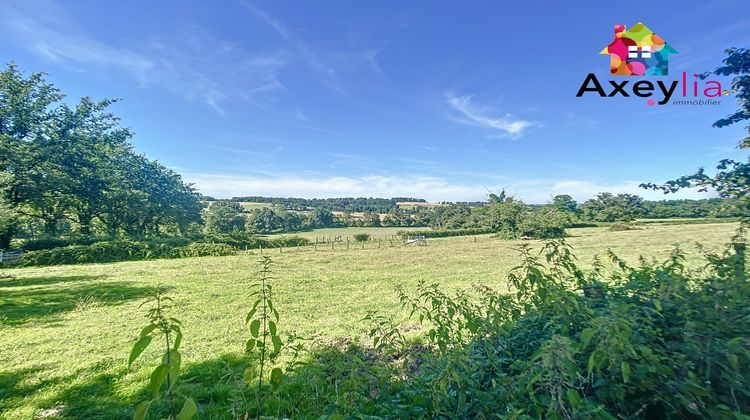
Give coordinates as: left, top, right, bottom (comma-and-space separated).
445, 92, 534, 137
0, 0, 289, 114
184, 172, 714, 203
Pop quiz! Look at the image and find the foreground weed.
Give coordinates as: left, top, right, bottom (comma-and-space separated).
128, 288, 196, 420
244, 256, 284, 418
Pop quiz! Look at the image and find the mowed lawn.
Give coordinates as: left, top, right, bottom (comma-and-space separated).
0, 222, 741, 419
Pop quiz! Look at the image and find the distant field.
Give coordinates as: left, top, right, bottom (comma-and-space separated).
0, 222, 741, 418
396, 201, 443, 210
237, 201, 273, 211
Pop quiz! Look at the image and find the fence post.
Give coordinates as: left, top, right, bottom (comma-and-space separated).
331, 240, 334, 251
347, 238, 349, 250
260, 244, 263, 255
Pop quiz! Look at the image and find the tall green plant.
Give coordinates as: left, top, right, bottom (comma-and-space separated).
128, 289, 196, 420
244, 256, 284, 418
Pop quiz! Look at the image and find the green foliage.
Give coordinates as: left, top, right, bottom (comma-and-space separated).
16, 238, 237, 267
170, 242, 236, 258
205, 233, 310, 249
397, 227, 495, 238
0, 63, 202, 244
642, 48, 750, 217
552, 194, 580, 215
609, 223, 640, 231
710, 47, 750, 147
243, 256, 286, 419
128, 289, 195, 420
353, 233, 371, 242
581, 193, 646, 222
354, 237, 750, 417
204, 201, 245, 235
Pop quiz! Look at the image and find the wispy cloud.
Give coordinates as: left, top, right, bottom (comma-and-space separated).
184, 171, 713, 203
445, 92, 535, 137
0, 0, 287, 114
240, 1, 342, 92
185, 173, 481, 201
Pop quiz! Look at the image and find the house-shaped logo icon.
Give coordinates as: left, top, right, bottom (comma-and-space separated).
599, 22, 678, 76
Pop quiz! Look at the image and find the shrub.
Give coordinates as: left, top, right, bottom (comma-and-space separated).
353, 238, 750, 417
18, 239, 229, 267
609, 223, 641, 231
171, 242, 236, 258
205, 234, 310, 249
353, 233, 371, 242
248, 236, 750, 417
397, 228, 495, 239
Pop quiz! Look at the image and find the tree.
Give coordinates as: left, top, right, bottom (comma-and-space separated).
552, 194, 580, 215
0, 172, 17, 249
204, 201, 246, 235
642, 48, 750, 214
483, 194, 528, 237
362, 211, 381, 227
248, 207, 283, 233
0, 63, 203, 241
305, 208, 334, 228
582, 193, 645, 222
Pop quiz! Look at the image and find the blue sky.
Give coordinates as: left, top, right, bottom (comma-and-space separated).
2, 0, 749, 202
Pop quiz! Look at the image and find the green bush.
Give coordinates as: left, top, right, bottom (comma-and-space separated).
205, 233, 310, 249
397, 227, 495, 238
251, 237, 750, 418
353, 233, 371, 242
18, 239, 230, 267
171, 242, 236, 258
609, 223, 641, 231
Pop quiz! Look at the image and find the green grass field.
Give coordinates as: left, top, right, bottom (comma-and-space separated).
237, 202, 273, 211
0, 222, 741, 419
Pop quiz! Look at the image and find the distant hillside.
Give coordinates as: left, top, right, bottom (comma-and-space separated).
230, 196, 427, 213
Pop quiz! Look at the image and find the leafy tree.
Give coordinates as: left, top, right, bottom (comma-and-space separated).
552, 194, 579, 215
204, 201, 246, 235
581, 193, 645, 222
0, 63, 203, 242
305, 208, 334, 228
361, 211, 381, 227
642, 48, 750, 214
0, 172, 17, 249
430, 204, 472, 229
483, 194, 528, 237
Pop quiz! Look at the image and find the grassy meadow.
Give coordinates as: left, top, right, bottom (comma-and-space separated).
0, 222, 742, 419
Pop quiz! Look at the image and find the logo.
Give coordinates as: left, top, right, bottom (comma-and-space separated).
599, 22, 677, 76
576, 22, 724, 106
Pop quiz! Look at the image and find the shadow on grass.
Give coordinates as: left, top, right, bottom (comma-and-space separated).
0, 274, 103, 289
0, 363, 135, 420
0, 277, 155, 325
0, 342, 403, 419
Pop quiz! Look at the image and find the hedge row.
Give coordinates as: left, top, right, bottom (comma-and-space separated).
15, 240, 236, 267
11, 234, 312, 267
396, 228, 496, 238
203, 234, 310, 249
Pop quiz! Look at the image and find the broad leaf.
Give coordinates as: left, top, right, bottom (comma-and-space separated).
176, 398, 197, 420
149, 363, 168, 398
250, 319, 261, 338
133, 401, 150, 420
129, 335, 152, 367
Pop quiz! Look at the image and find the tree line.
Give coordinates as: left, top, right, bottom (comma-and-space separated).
0, 64, 202, 248
227, 196, 426, 212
